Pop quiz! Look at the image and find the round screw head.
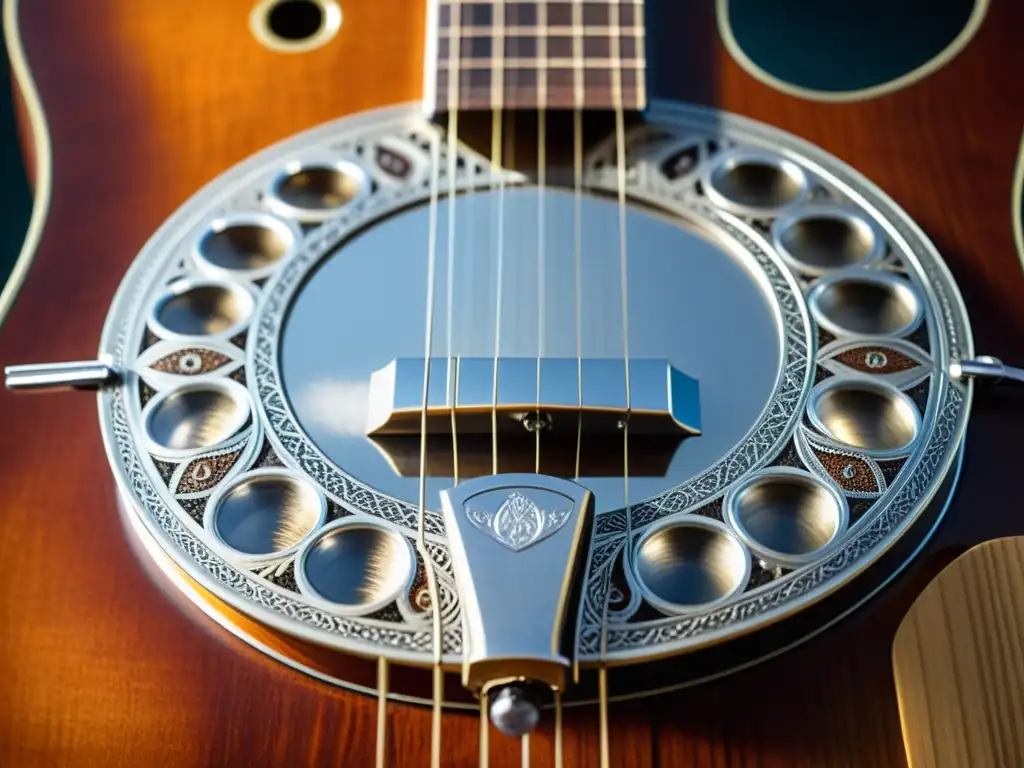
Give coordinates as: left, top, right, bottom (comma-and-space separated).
488, 683, 542, 737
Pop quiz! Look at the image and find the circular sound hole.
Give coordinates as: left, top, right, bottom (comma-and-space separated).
810, 379, 920, 455
198, 219, 294, 274
774, 209, 880, 273
707, 151, 807, 213
727, 469, 847, 567
268, 0, 324, 41
210, 472, 324, 558
634, 520, 751, 612
810, 271, 922, 337
298, 523, 413, 612
153, 281, 253, 338
145, 383, 250, 452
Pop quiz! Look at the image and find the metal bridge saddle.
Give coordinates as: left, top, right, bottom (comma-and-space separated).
440, 473, 595, 736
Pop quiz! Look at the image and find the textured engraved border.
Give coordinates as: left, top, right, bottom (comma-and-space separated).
252, 184, 812, 537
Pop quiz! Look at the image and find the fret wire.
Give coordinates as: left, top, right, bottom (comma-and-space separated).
375, 658, 388, 768
440, 0, 644, 5
439, 26, 645, 36
433, 1, 647, 119
438, 58, 646, 69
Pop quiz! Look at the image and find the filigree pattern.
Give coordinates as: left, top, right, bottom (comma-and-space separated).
819, 337, 931, 390
468, 492, 572, 552
795, 426, 886, 499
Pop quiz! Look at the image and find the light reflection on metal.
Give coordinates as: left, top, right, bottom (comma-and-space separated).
366, 356, 702, 437
440, 473, 593, 697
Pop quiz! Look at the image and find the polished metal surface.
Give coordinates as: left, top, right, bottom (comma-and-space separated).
488, 684, 544, 736
4, 360, 119, 391
772, 205, 883, 275
953, 355, 1024, 385
194, 212, 300, 281
632, 517, 751, 614
282, 187, 782, 514
204, 468, 326, 565
366, 355, 702, 437
703, 148, 810, 216
441, 474, 592, 691
148, 278, 255, 340
295, 518, 414, 615
724, 467, 848, 569
808, 377, 921, 457
265, 158, 369, 223
808, 268, 924, 338
142, 380, 251, 456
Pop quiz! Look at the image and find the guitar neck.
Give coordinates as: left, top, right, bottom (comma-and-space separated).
424, 0, 647, 113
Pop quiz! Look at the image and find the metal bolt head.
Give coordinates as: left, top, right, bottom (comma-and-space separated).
488, 683, 542, 737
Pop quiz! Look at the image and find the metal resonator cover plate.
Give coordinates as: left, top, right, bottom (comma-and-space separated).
98, 102, 972, 674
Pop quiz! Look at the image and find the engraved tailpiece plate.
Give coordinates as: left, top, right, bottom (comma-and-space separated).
91, 101, 971, 694
441, 474, 593, 691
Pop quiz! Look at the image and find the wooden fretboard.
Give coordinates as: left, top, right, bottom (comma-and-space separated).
425, 0, 647, 113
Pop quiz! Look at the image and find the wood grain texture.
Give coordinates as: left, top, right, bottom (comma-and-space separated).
2, 0, 1024, 766
894, 537, 1024, 768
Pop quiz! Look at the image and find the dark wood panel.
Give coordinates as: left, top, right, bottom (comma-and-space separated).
2, 0, 1024, 765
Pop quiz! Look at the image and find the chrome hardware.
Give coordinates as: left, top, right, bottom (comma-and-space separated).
366, 356, 702, 437
4, 360, 120, 392
952, 356, 1024, 385
440, 474, 594, 733
488, 683, 546, 737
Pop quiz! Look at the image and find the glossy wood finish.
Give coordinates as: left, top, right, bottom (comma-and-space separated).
2, 1, 1024, 765
893, 537, 1024, 768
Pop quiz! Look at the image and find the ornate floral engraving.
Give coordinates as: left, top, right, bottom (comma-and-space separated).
467, 492, 573, 552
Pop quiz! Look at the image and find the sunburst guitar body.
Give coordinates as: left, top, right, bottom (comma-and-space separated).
3, 1, 1024, 766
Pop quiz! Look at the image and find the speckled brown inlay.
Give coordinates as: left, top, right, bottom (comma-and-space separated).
151, 347, 231, 376
835, 346, 918, 375
175, 448, 243, 494
815, 449, 880, 494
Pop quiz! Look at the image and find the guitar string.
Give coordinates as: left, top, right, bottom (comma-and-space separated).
479, 2, 508, 765
446, 7, 466, 764
565, 1, 585, 764
418, 97, 446, 768
489, 121, 505, 480
604, 4, 634, 765
480, 689, 490, 768
534, 0, 548, 478
375, 657, 388, 768
446, 5, 463, 486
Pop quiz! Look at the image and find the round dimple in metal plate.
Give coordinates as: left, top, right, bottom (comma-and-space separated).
280, 187, 785, 514
144, 380, 250, 453
772, 206, 882, 275
267, 159, 368, 221
704, 149, 809, 215
809, 269, 923, 337
808, 378, 921, 457
195, 214, 298, 277
296, 520, 413, 613
725, 467, 848, 568
206, 470, 325, 561
633, 517, 751, 613
150, 280, 254, 338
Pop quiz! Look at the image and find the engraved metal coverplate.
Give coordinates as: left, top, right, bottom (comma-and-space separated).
89, 100, 971, 684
